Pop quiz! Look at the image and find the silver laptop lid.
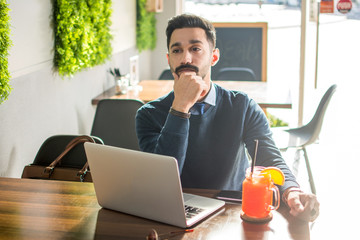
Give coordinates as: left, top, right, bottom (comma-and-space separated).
84, 143, 188, 227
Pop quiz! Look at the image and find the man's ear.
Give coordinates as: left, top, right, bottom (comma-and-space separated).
211, 48, 220, 66
166, 53, 169, 65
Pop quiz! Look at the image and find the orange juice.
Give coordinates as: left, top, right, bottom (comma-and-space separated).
241, 167, 280, 220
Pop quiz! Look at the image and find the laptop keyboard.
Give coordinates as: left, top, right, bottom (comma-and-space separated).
184, 205, 205, 219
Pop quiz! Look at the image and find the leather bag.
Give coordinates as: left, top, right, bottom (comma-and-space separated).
21, 135, 102, 182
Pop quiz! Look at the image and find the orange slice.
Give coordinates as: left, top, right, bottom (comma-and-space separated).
260, 167, 285, 185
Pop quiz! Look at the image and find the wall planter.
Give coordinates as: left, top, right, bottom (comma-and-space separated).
53, 0, 113, 77
136, 0, 157, 52
0, 0, 12, 104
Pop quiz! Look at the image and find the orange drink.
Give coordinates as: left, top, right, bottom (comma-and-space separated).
241, 167, 282, 222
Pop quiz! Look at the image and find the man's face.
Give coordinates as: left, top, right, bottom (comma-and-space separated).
167, 27, 219, 82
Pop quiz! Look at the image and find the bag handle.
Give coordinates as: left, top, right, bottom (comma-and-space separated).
42, 135, 97, 181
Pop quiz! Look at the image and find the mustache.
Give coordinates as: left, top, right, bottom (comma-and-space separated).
175, 64, 199, 76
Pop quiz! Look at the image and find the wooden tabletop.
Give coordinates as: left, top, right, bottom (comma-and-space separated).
0, 177, 311, 240
91, 80, 292, 109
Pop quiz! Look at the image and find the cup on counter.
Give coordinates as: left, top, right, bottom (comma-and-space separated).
115, 74, 129, 95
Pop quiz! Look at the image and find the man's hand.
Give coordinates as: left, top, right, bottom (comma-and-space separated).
287, 191, 320, 222
172, 72, 208, 113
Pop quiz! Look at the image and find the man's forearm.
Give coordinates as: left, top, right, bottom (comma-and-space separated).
137, 112, 189, 173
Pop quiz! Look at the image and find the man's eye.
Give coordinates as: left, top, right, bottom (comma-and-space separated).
192, 47, 201, 52
172, 49, 180, 54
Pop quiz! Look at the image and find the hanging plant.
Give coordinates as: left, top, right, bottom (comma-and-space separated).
136, 0, 157, 52
0, 0, 12, 104
54, 0, 113, 77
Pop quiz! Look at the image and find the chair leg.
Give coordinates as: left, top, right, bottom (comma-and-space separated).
292, 149, 301, 177
302, 147, 317, 195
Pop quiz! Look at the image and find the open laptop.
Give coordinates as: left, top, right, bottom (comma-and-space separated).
84, 143, 225, 228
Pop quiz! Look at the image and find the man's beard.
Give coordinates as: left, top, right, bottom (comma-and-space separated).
174, 64, 199, 76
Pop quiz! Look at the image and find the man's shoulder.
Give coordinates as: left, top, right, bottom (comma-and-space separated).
214, 83, 251, 103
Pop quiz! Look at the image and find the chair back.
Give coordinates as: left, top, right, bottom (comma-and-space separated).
33, 135, 103, 168
290, 84, 337, 146
158, 69, 174, 80
214, 67, 257, 81
90, 99, 144, 150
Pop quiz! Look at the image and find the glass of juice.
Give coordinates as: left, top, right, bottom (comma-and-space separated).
241, 166, 280, 222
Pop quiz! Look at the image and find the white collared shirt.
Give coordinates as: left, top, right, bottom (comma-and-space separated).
190, 82, 216, 115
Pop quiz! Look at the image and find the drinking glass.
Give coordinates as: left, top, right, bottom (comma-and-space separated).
241, 166, 280, 222
115, 75, 129, 95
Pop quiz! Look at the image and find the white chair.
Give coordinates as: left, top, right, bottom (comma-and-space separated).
271, 84, 337, 194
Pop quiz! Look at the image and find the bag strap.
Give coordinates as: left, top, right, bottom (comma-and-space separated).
42, 135, 96, 180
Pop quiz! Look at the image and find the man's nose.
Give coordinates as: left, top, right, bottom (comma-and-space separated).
180, 51, 192, 65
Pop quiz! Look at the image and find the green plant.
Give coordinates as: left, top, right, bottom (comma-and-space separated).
267, 113, 289, 128
136, 0, 156, 52
54, 0, 113, 77
0, 0, 12, 104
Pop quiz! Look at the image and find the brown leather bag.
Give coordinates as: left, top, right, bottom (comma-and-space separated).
21, 135, 102, 182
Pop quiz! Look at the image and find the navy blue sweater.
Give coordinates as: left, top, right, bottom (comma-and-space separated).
135, 83, 299, 193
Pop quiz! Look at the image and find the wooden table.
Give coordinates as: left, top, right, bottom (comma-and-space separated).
0, 177, 311, 240
91, 80, 292, 109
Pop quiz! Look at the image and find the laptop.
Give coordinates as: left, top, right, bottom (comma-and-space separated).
84, 143, 225, 228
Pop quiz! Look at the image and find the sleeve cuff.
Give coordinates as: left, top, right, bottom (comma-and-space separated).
281, 187, 303, 205
162, 112, 189, 135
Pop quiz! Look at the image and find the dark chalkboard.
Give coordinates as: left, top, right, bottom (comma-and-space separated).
212, 22, 268, 82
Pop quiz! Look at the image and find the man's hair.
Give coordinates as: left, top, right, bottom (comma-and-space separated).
166, 14, 216, 50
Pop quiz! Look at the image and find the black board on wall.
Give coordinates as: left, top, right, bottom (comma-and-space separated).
212, 22, 268, 82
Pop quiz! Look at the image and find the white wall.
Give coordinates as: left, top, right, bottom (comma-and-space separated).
0, 0, 143, 177
8, 0, 137, 78
8, 0, 54, 78
149, 0, 180, 79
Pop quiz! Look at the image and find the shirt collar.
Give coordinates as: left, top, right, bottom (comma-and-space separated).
202, 82, 216, 106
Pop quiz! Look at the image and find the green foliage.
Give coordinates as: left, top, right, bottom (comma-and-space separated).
136, 0, 156, 52
267, 113, 289, 128
54, 0, 113, 77
0, 0, 12, 104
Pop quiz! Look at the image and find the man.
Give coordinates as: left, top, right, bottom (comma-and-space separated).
136, 14, 319, 222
